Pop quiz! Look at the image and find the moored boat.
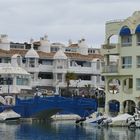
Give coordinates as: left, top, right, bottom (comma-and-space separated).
107, 113, 133, 127
51, 113, 80, 121
75, 112, 108, 126
0, 109, 21, 122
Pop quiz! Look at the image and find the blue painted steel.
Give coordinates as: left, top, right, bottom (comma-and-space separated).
120, 26, 131, 36
135, 24, 140, 33
0, 96, 97, 118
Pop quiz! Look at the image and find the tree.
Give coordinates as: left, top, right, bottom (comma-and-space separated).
65, 71, 76, 96
110, 85, 117, 94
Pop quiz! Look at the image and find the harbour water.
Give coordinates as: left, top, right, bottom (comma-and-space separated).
0, 121, 140, 140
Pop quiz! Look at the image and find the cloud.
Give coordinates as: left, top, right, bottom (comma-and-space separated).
0, 0, 139, 47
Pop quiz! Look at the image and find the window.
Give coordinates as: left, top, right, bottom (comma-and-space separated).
120, 26, 132, 47
38, 72, 53, 79
137, 56, 140, 68
136, 78, 140, 90
57, 66, 63, 69
29, 58, 35, 67
122, 56, 132, 68
0, 77, 13, 85
121, 35, 132, 46
22, 58, 26, 63
39, 59, 53, 65
77, 74, 91, 80
137, 33, 140, 45
16, 76, 29, 85
4, 57, 11, 63
129, 78, 133, 88
96, 75, 100, 83
96, 60, 100, 69
57, 74, 62, 82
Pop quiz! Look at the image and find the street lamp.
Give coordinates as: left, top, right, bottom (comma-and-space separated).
75, 79, 81, 96
55, 81, 60, 96
6, 74, 12, 94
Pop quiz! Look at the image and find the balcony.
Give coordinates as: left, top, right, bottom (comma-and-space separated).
31, 79, 53, 87
102, 65, 118, 74
101, 43, 120, 55
38, 64, 53, 72
25, 67, 39, 72
68, 66, 93, 74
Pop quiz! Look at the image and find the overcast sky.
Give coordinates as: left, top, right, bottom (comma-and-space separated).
0, 0, 140, 47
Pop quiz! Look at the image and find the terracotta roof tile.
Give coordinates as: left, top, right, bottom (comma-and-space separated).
65, 53, 103, 61
38, 51, 55, 59
0, 49, 103, 60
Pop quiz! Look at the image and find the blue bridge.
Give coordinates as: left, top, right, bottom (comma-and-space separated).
1, 96, 98, 119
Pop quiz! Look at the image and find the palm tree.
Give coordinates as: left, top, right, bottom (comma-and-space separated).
65, 71, 76, 96
110, 85, 117, 94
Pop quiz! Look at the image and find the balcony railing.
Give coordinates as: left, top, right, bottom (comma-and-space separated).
102, 43, 116, 49
101, 43, 120, 55
102, 65, 118, 73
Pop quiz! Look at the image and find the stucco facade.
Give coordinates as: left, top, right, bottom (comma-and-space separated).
101, 11, 140, 115
0, 35, 104, 95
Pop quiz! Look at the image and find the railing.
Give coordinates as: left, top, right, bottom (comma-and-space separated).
31, 79, 53, 87
38, 64, 53, 72
102, 65, 118, 73
121, 42, 132, 47
106, 19, 124, 24
101, 43, 120, 55
68, 66, 93, 74
102, 43, 116, 49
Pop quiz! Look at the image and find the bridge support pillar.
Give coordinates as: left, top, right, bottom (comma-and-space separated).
105, 103, 109, 115
119, 102, 124, 114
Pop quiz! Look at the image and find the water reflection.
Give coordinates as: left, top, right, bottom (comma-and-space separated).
0, 122, 20, 140
0, 121, 140, 140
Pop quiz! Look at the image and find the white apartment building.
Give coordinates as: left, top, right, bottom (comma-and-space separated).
101, 11, 140, 115
0, 34, 104, 94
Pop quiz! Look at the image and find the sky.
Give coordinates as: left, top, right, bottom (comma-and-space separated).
0, 0, 140, 48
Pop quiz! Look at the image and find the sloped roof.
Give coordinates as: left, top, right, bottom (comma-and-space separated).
0, 63, 30, 75
65, 53, 103, 61
25, 47, 39, 58
0, 49, 103, 60
54, 49, 67, 59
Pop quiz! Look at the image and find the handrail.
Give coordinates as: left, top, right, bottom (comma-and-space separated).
106, 19, 124, 24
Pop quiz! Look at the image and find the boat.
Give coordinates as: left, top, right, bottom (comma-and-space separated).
51, 113, 80, 121
107, 113, 133, 127
126, 108, 140, 128
75, 112, 107, 126
0, 109, 21, 122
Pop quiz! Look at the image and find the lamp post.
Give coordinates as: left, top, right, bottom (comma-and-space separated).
76, 79, 81, 96
7, 74, 12, 94
55, 81, 59, 96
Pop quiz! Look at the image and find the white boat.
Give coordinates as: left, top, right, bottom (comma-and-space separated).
126, 109, 140, 128
108, 113, 133, 127
76, 112, 107, 126
0, 109, 21, 122
51, 113, 80, 121
84, 113, 107, 126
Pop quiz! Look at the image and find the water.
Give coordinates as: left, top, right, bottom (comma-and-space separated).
0, 121, 140, 140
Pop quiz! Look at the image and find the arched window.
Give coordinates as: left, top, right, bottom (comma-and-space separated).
108, 79, 120, 94
108, 35, 118, 44
120, 26, 132, 47
135, 24, 140, 45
